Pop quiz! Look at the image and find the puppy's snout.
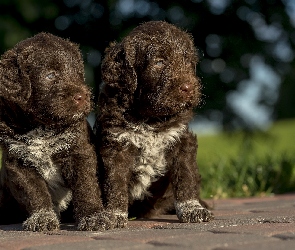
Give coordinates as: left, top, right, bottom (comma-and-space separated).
179, 82, 194, 98
180, 83, 193, 93
73, 92, 86, 105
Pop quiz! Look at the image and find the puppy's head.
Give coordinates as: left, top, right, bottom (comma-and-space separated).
101, 21, 201, 118
0, 32, 91, 127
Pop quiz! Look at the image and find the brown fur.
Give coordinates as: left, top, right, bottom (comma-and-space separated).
0, 33, 114, 231
94, 21, 214, 228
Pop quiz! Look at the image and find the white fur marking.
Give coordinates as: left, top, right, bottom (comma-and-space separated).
174, 199, 203, 212
113, 210, 128, 218
112, 123, 186, 200
174, 199, 211, 223
7, 127, 75, 213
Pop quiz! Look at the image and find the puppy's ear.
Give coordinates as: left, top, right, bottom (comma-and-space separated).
0, 48, 31, 107
101, 38, 137, 94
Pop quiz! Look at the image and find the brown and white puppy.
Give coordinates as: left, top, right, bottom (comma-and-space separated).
0, 33, 113, 231
94, 21, 213, 228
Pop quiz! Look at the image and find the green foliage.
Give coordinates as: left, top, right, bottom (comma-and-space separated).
198, 119, 295, 198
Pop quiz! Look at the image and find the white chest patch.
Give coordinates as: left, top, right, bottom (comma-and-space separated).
112, 123, 186, 200
7, 128, 75, 213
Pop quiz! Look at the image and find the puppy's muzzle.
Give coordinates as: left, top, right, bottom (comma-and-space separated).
73, 92, 87, 107
179, 82, 195, 98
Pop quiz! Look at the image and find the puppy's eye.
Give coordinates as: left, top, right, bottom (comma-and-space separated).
45, 72, 56, 80
155, 60, 164, 68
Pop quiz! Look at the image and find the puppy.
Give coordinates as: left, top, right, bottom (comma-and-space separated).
0, 33, 113, 231
94, 21, 213, 228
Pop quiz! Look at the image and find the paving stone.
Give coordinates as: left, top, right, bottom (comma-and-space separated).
0, 193, 294, 250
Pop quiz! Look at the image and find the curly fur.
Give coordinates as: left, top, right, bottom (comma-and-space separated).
0, 33, 111, 231
112, 123, 187, 200
175, 199, 212, 223
94, 21, 213, 228
22, 209, 60, 231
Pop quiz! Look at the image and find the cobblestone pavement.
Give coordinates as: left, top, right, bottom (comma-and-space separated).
0, 193, 294, 250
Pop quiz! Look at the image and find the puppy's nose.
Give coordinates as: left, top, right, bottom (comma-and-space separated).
180, 83, 194, 94
73, 93, 86, 105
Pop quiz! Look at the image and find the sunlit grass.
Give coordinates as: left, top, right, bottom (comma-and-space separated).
198, 119, 295, 199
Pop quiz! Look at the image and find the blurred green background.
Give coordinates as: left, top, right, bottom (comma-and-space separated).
0, 0, 294, 198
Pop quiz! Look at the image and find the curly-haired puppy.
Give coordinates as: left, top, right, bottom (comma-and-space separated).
94, 21, 214, 228
0, 33, 113, 231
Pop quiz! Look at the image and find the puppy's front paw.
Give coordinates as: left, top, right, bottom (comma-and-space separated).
77, 211, 116, 231
113, 210, 128, 228
175, 200, 214, 223
23, 209, 60, 231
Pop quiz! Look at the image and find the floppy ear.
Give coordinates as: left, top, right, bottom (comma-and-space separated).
0, 47, 31, 107
101, 37, 138, 95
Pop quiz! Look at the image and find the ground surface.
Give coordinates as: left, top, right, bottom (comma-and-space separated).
0, 193, 294, 249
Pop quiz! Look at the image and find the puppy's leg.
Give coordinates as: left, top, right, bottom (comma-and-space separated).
5, 159, 59, 231
170, 132, 213, 223
128, 176, 174, 218
99, 142, 134, 228
61, 144, 115, 231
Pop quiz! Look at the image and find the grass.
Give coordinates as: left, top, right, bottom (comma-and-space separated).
197, 119, 295, 199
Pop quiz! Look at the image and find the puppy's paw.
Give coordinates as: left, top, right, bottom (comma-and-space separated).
23, 209, 60, 231
77, 211, 116, 231
175, 200, 214, 223
113, 210, 128, 228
